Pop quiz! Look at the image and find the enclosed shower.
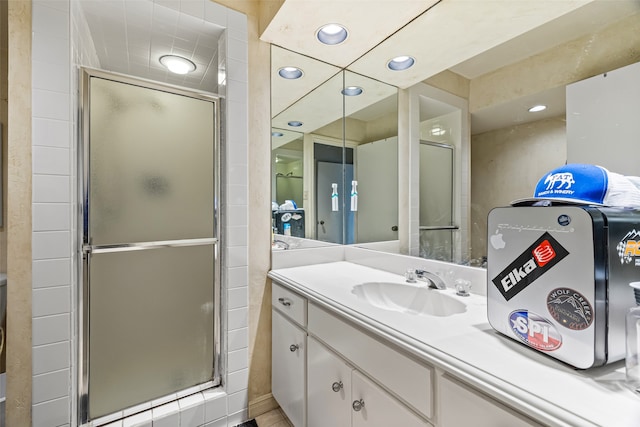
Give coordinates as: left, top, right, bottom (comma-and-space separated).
79, 69, 221, 423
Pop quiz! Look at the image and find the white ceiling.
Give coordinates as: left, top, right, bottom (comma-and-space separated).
79, 0, 224, 93
267, 0, 640, 136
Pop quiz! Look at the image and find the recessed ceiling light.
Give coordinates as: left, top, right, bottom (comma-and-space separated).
278, 67, 304, 79
316, 23, 348, 45
288, 121, 303, 127
387, 56, 415, 71
528, 105, 547, 112
272, 131, 284, 137
342, 86, 363, 96
159, 55, 196, 75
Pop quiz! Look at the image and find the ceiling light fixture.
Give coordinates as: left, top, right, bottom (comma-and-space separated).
342, 86, 363, 96
387, 55, 415, 71
272, 131, 284, 137
159, 55, 196, 75
288, 121, 303, 127
528, 105, 547, 112
316, 23, 348, 45
278, 67, 304, 79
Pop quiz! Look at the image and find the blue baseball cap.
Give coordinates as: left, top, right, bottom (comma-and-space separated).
512, 164, 640, 208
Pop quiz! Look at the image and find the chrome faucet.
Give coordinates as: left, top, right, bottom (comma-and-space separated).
405, 268, 447, 290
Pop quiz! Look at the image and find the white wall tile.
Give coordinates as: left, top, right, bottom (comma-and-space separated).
204, 417, 227, 427
227, 226, 247, 247
33, 60, 70, 93
33, 2, 69, 37
204, 1, 227, 28
32, 396, 70, 427
227, 267, 248, 289
152, 401, 180, 427
227, 390, 248, 415
33, 203, 70, 231
179, 393, 205, 427
226, 409, 248, 427
227, 328, 248, 352
102, 421, 123, 427
227, 140, 248, 167
227, 348, 248, 373
32, 33, 70, 65
227, 58, 247, 83
33, 174, 70, 203
33, 341, 70, 375
203, 390, 227, 423
32, 89, 70, 121
33, 258, 71, 288
226, 246, 248, 268
226, 9, 247, 42
226, 78, 248, 105
226, 369, 248, 395
226, 205, 248, 228
180, 0, 204, 19
33, 231, 71, 260
228, 287, 247, 310
33, 118, 71, 148
227, 38, 247, 63
226, 185, 248, 206
227, 163, 248, 186
33, 147, 70, 176
33, 314, 69, 346
33, 286, 71, 317
33, 369, 70, 404
122, 410, 152, 427
227, 308, 248, 331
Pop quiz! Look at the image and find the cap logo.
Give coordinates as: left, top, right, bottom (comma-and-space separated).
544, 172, 575, 190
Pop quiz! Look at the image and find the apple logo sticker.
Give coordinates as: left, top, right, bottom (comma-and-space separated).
490, 230, 506, 250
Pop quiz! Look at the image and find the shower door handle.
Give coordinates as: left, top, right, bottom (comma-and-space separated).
83, 237, 218, 254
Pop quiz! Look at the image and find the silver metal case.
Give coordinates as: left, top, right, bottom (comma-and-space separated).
487, 205, 640, 369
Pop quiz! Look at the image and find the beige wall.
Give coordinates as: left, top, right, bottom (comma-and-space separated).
470, 116, 566, 262
0, 0, 7, 273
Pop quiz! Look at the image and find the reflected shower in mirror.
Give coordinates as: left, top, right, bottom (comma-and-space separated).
271, 46, 399, 247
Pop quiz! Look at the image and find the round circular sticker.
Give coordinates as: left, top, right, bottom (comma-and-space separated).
547, 288, 593, 330
509, 310, 562, 351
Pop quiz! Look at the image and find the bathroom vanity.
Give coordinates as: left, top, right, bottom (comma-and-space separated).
269, 248, 640, 427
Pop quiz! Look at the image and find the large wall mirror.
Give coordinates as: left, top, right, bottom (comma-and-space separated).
268, 2, 640, 264
271, 45, 398, 247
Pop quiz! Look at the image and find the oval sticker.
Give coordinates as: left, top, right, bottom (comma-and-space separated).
547, 288, 593, 330
509, 310, 562, 351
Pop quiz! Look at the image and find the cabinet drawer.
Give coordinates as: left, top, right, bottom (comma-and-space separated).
308, 303, 433, 419
272, 282, 307, 327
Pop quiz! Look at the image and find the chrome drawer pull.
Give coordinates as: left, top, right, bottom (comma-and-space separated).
332, 381, 343, 392
289, 344, 299, 352
352, 399, 365, 412
278, 297, 292, 307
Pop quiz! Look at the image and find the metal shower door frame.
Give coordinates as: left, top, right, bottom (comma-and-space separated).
77, 67, 223, 425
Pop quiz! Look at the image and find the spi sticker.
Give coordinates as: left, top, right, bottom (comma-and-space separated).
509, 310, 562, 351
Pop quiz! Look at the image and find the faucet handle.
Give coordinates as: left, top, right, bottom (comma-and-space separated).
455, 279, 471, 297
405, 268, 417, 283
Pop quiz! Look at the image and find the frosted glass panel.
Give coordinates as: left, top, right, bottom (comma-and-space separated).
88, 245, 214, 419
419, 143, 453, 227
89, 77, 215, 245
419, 229, 454, 262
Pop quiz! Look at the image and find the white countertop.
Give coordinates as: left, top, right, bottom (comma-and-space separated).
269, 261, 640, 427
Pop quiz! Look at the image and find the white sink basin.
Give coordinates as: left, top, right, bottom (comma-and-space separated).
352, 282, 467, 317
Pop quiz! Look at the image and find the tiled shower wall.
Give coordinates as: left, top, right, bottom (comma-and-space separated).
30, 0, 249, 425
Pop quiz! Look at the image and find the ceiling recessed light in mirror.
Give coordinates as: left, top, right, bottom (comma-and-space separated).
528, 105, 547, 112
288, 121, 303, 127
278, 67, 304, 79
316, 23, 348, 45
342, 86, 363, 96
159, 55, 196, 75
272, 131, 284, 137
387, 55, 415, 71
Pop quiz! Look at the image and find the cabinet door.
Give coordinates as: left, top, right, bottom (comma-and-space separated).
272, 309, 306, 427
439, 375, 543, 427
307, 337, 352, 427
351, 371, 430, 427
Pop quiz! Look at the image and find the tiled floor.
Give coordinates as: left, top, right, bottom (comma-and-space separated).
254, 408, 293, 427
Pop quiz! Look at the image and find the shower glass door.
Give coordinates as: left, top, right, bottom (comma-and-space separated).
80, 69, 221, 422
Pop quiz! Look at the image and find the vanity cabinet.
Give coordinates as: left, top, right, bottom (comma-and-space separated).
307, 336, 430, 427
271, 280, 540, 427
272, 284, 307, 427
